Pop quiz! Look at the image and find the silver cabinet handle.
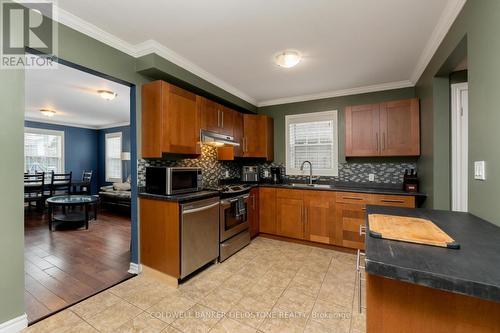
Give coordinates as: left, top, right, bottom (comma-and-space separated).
356, 249, 366, 313
356, 249, 366, 271
383, 132, 386, 150
252, 194, 255, 209
182, 202, 219, 215
359, 224, 366, 236
217, 110, 221, 127
221, 111, 224, 128
381, 199, 405, 204
376, 132, 379, 152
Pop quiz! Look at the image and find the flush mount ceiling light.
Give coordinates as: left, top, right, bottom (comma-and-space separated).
275, 50, 302, 68
40, 109, 56, 117
98, 90, 117, 100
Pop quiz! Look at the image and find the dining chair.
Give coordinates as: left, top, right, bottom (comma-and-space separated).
50, 171, 72, 196
73, 170, 93, 195
24, 172, 45, 211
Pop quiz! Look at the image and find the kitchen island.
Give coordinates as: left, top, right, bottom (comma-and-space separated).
365, 206, 500, 332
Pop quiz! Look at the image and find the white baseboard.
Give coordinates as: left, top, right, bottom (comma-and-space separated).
128, 262, 142, 274
0, 314, 27, 333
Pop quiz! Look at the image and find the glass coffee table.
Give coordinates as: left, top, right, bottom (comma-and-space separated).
46, 195, 99, 231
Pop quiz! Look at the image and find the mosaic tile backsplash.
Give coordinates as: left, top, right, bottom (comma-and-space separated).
138, 145, 417, 188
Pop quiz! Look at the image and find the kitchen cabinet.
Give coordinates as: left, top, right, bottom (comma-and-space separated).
259, 187, 276, 234
248, 187, 259, 238
345, 98, 420, 157
198, 97, 234, 136
242, 115, 274, 161
142, 81, 200, 157
276, 189, 305, 239
232, 111, 244, 157
380, 98, 420, 156
303, 191, 336, 244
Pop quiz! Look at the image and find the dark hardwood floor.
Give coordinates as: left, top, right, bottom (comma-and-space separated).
24, 208, 132, 324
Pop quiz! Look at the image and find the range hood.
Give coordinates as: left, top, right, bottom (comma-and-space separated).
200, 130, 240, 146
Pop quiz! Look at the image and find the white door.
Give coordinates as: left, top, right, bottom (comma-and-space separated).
451, 82, 468, 212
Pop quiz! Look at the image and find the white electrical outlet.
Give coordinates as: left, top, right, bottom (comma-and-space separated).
474, 161, 486, 180
264, 170, 269, 178
225, 170, 230, 178
368, 173, 375, 182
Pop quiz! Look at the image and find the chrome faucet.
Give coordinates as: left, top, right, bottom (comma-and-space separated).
300, 160, 314, 185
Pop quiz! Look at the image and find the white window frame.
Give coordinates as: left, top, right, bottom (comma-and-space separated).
24, 127, 65, 173
105, 132, 123, 183
285, 110, 339, 177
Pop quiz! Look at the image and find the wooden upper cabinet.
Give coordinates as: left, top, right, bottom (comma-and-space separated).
198, 97, 220, 133
259, 187, 276, 234
198, 97, 234, 136
345, 98, 420, 157
345, 103, 380, 157
142, 81, 200, 158
380, 98, 420, 156
232, 111, 244, 157
243, 115, 274, 161
276, 189, 304, 240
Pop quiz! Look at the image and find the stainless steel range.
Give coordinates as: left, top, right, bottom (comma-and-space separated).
217, 184, 253, 261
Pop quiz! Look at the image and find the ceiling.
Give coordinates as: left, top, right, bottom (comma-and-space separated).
25, 59, 130, 129
56, 0, 465, 106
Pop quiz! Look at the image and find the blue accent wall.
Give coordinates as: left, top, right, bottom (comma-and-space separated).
25, 121, 99, 194
97, 125, 131, 188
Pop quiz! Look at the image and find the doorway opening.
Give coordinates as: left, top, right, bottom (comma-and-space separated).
23, 55, 134, 324
451, 81, 468, 212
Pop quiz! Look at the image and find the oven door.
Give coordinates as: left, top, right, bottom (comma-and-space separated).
220, 195, 249, 241
168, 168, 201, 194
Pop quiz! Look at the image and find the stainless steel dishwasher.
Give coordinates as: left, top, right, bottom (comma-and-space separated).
180, 197, 220, 279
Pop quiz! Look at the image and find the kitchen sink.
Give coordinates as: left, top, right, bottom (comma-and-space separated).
289, 183, 333, 189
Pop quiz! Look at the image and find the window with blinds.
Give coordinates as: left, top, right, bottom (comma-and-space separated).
285, 111, 338, 176
105, 132, 122, 182
24, 128, 64, 173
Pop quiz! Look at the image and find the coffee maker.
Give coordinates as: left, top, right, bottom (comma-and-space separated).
270, 167, 283, 184
241, 166, 259, 182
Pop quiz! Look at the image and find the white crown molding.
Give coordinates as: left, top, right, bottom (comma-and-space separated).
25, 117, 129, 130
0, 314, 27, 333
56, 8, 257, 106
128, 262, 142, 275
410, 0, 467, 84
257, 80, 414, 107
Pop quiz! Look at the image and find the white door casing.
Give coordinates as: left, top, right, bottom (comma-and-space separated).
451, 82, 468, 212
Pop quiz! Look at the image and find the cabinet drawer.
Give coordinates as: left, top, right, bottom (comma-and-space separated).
336, 192, 371, 204
372, 195, 415, 208
277, 188, 304, 200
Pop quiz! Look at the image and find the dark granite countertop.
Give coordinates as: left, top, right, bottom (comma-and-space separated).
259, 182, 426, 197
365, 205, 500, 303
138, 190, 219, 203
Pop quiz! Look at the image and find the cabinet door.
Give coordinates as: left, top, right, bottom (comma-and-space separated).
248, 188, 259, 238
141, 81, 163, 158
164, 85, 200, 155
219, 106, 234, 136
243, 115, 273, 160
380, 98, 420, 156
336, 203, 366, 250
304, 191, 336, 244
232, 111, 244, 157
198, 97, 221, 133
345, 104, 380, 157
276, 189, 304, 239
259, 187, 276, 234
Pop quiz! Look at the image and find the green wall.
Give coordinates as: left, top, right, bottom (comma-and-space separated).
0, 70, 26, 324
416, 0, 500, 225
258, 87, 416, 164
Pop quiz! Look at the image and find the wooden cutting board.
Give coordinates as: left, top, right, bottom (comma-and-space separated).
368, 214, 460, 249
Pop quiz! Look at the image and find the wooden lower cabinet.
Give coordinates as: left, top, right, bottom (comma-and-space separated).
276, 189, 305, 239
303, 191, 336, 244
256, 187, 417, 249
140, 198, 180, 278
259, 187, 276, 234
248, 188, 259, 238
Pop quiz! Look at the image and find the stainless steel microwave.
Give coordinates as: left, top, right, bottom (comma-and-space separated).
145, 167, 203, 195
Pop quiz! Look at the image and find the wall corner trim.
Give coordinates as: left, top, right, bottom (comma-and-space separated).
128, 262, 142, 275
0, 314, 28, 333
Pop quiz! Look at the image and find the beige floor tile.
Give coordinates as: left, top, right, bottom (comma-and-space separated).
304, 318, 350, 333
287, 274, 323, 298
171, 304, 221, 333
65, 321, 99, 333
259, 317, 304, 333
147, 293, 197, 324
23, 310, 83, 333
223, 273, 255, 293
318, 276, 355, 307
85, 300, 142, 333
274, 289, 316, 315
228, 295, 275, 328
199, 287, 244, 313
311, 298, 352, 331
209, 318, 257, 333
118, 280, 177, 310
116, 311, 169, 333
70, 290, 122, 319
